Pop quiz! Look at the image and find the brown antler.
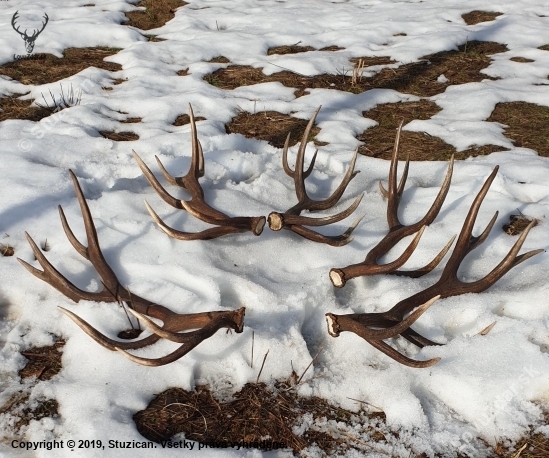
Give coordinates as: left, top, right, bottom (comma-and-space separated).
18, 170, 245, 366
267, 107, 363, 247
330, 121, 455, 287
326, 166, 542, 368
133, 104, 265, 240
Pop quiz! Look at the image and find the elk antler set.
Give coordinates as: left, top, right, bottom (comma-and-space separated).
326, 123, 542, 367
19, 107, 541, 368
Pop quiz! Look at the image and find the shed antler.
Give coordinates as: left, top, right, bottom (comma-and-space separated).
18, 170, 245, 366
330, 122, 455, 287
326, 167, 542, 368
267, 107, 363, 246
133, 104, 265, 240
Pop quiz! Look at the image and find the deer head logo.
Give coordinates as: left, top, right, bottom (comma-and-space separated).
12, 11, 49, 54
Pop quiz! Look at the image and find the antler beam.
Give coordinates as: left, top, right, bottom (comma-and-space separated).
134, 104, 265, 240
326, 166, 542, 367
330, 121, 455, 287
18, 170, 245, 366
267, 107, 363, 247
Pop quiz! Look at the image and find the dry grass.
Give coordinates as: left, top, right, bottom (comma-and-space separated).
267, 44, 316, 55
225, 110, 323, 148
134, 380, 549, 456
99, 131, 140, 141
0, 47, 121, 86
204, 41, 507, 97
538, 44, 549, 51
173, 113, 206, 126
509, 57, 535, 63
125, 0, 187, 30
487, 102, 549, 156
19, 339, 65, 381
358, 101, 506, 160
462, 11, 503, 25
134, 381, 391, 455
502, 214, 538, 235
208, 56, 230, 63
120, 117, 142, 124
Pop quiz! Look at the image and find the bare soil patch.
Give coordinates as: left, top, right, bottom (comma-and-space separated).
225, 110, 323, 148
358, 101, 505, 160
462, 11, 502, 25
204, 41, 507, 97
487, 102, 549, 156
0, 48, 121, 86
125, 0, 187, 30
99, 131, 140, 141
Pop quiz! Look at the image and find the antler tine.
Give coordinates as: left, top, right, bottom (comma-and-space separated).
282, 132, 317, 179
144, 201, 252, 240
330, 124, 455, 288
267, 107, 363, 245
59, 306, 160, 351
326, 167, 542, 367
134, 105, 265, 240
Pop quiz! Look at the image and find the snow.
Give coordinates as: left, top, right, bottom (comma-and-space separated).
0, 0, 548, 457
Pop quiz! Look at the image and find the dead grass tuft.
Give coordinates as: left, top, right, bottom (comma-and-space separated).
0, 48, 121, 86
204, 41, 507, 97
120, 117, 142, 124
1, 243, 15, 256
502, 213, 538, 235
19, 339, 65, 381
462, 11, 503, 25
99, 131, 140, 141
134, 381, 389, 455
208, 56, 230, 63
358, 101, 506, 160
320, 46, 345, 51
0, 394, 59, 432
0, 94, 58, 122
487, 102, 549, 156
177, 68, 189, 76
267, 44, 316, 55
125, 0, 187, 30
538, 44, 549, 51
173, 113, 206, 126
225, 110, 323, 148
510, 57, 535, 63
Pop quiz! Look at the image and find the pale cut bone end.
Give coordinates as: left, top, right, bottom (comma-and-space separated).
325, 313, 340, 337
329, 269, 345, 288
267, 212, 284, 231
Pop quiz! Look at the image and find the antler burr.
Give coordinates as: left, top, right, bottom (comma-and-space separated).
267, 107, 364, 246
134, 104, 266, 240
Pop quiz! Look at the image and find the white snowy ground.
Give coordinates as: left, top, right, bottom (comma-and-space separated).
0, 0, 548, 457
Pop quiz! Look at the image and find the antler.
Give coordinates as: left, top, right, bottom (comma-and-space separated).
18, 170, 245, 366
267, 107, 364, 247
330, 121, 455, 287
133, 104, 265, 240
326, 166, 542, 368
